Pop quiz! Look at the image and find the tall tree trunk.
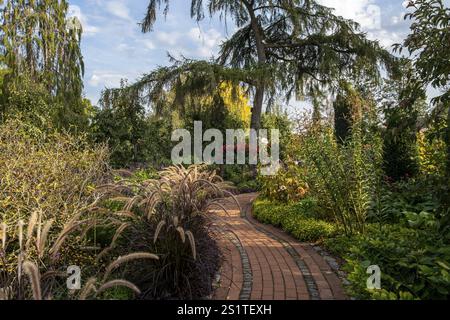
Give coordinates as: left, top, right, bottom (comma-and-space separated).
243, 1, 267, 176
312, 102, 321, 124
251, 85, 265, 131
244, 0, 267, 131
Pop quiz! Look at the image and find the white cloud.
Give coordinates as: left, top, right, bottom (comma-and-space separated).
140, 39, 156, 50
106, 1, 132, 21
318, 0, 382, 30
155, 31, 181, 46
135, 39, 156, 51
369, 29, 403, 48
68, 5, 99, 36
188, 27, 224, 57
152, 27, 223, 57
318, 0, 405, 49
88, 71, 126, 88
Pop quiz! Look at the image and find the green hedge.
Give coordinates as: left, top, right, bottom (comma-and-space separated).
253, 198, 337, 242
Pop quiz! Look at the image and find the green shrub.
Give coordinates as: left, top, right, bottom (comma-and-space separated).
261, 112, 294, 162
0, 76, 58, 129
0, 118, 109, 226
418, 130, 446, 177
367, 177, 444, 226
259, 164, 308, 203
282, 215, 337, 242
253, 198, 337, 242
382, 97, 421, 182
324, 224, 450, 300
236, 180, 260, 193
217, 164, 258, 193
300, 123, 382, 235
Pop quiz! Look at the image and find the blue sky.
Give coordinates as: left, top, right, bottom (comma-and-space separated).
67, 0, 438, 105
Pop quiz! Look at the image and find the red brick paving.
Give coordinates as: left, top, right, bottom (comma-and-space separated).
212, 193, 347, 301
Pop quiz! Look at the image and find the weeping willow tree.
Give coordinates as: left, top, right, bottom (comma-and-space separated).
0, 0, 86, 129
127, 0, 396, 131
97, 68, 252, 166
100, 57, 255, 130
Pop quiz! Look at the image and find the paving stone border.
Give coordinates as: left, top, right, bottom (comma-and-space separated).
226, 233, 253, 300
211, 194, 347, 300
312, 245, 351, 287
241, 209, 320, 300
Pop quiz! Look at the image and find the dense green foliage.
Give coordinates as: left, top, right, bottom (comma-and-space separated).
396, 0, 450, 186
91, 80, 173, 167
325, 223, 449, 300
379, 64, 426, 181
0, 0, 88, 131
301, 123, 382, 235
94, 81, 251, 168
334, 82, 364, 144
0, 118, 109, 226
253, 199, 336, 242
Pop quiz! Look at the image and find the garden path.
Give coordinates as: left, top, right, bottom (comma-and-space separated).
211, 193, 347, 300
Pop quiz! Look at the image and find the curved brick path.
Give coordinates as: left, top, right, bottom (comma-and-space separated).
211, 193, 347, 300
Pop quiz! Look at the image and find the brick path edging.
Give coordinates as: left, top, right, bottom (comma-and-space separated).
212, 193, 347, 301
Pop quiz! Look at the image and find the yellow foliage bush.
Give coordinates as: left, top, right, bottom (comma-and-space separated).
0, 118, 109, 226
417, 131, 446, 176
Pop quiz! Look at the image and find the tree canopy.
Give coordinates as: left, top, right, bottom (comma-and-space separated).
103, 0, 397, 130
0, 0, 87, 130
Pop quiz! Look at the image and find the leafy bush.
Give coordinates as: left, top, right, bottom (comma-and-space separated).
235, 180, 260, 193
418, 130, 447, 177
324, 224, 450, 300
259, 164, 308, 203
91, 94, 148, 167
1, 75, 93, 133
261, 112, 294, 162
368, 178, 442, 224
217, 164, 259, 193
378, 65, 425, 182
253, 198, 337, 242
0, 118, 109, 226
300, 124, 382, 235
0, 76, 58, 128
